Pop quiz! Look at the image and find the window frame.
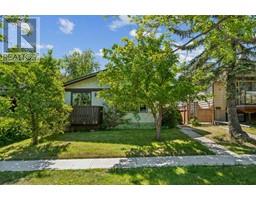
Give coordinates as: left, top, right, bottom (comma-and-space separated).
71, 91, 92, 106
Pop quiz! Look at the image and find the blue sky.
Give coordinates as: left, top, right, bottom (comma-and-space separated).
1, 15, 198, 67
37, 15, 138, 68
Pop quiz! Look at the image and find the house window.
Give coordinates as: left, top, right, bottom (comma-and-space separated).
71, 92, 91, 106
139, 105, 148, 113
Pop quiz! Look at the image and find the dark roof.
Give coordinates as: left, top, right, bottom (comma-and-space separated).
64, 70, 104, 87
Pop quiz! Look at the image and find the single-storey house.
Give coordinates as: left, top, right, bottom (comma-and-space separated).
64, 71, 155, 128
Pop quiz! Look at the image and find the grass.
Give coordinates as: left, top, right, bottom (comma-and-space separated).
190, 125, 256, 154
0, 128, 213, 161
1, 165, 256, 184
244, 125, 256, 136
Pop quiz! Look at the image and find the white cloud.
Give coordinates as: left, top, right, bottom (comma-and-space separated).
178, 46, 204, 63
95, 48, 104, 57
129, 29, 137, 37
69, 48, 82, 55
37, 44, 54, 49
109, 16, 133, 31
58, 18, 75, 34
129, 29, 162, 38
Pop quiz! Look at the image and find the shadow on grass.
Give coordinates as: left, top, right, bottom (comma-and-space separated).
0, 142, 70, 161
54, 129, 169, 146
108, 165, 256, 185
54, 128, 213, 156
2, 165, 256, 185
54, 128, 209, 147
0, 128, 213, 161
125, 140, 212, 157
0, 170, 54, 185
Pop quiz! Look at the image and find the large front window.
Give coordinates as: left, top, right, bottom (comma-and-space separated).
71, 92, 91, 106
237, 81, 256, 105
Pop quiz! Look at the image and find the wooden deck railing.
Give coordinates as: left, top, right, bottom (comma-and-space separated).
70, 106, 103, 125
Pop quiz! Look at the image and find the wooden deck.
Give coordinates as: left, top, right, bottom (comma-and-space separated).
70, 106, 103, 129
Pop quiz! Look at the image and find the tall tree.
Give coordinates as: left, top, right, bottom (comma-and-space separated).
62, 49, 100, 80
136, 15, 256, 142
0, 50, 71, 145
98, 32, 192, 139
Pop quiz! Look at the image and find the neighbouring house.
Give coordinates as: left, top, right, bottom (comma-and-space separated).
64, 71, 155, 129
180, 74, 256, 124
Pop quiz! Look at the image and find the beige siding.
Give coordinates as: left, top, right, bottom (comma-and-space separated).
65, 76, 108, 89
213, 81, 226, 121
123, 112, 155, 123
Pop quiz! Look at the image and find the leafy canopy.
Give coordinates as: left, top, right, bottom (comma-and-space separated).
136, 16, 256, 77
62, 49, 99, 81
98, 32, 192, 116
0, 50, 71, 144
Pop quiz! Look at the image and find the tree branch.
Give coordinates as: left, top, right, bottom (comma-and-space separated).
172, 16, 231, 53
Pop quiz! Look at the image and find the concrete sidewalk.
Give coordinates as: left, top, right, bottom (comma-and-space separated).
1, 155, 256, 172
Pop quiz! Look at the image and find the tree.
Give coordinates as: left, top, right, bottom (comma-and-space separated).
62, 49, 100, 80
0, 50, 71, 145
98, 32, 192, 139
136, 16, 256, 142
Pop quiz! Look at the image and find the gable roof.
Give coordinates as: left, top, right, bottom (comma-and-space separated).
64, 71, 103, 87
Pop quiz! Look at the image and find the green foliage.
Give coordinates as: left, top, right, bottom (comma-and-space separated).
190, 117, 201, 127
101, 105, 129, 130
62, 50, 100, 81
136, 15, 256, 139
162, 108, 182, 128
136, 15, 256, 88
0, 117, 29, 147
98, 32, 194, 139
0, 50, 72, 145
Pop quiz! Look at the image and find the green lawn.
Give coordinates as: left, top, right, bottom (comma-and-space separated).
244, 126, 256, 136
191, 125, 256, 154
0, 128, 213, 160
1, 165, 256, 184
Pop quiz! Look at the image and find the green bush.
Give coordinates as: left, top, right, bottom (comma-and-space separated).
162, 108, 182, 128
0, 118, 29, 147
101, 106, 129, 130
190, 117, 201, 127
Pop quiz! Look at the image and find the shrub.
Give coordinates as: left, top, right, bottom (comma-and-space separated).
0, 117, 29, 147
162, 108, 182, 128
101, 106, 129, 130
190, 117, 201, 127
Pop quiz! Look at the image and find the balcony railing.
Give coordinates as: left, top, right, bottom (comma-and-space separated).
237, 90, 256, 105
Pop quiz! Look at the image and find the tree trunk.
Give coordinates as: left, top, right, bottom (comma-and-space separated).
154, 109, 163, 140
31, 111, 39, 145
226, 71, 250, 140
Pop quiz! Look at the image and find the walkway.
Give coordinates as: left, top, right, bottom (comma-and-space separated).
180, 126, 237, 156
1, 127, 256, 172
